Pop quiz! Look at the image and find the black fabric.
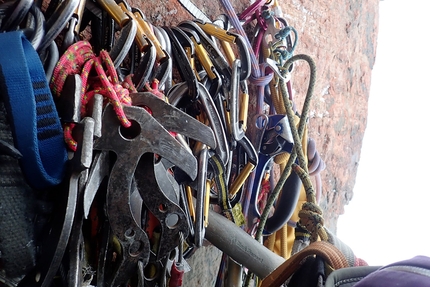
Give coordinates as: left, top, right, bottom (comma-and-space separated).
0, 101, 36, 278
288, 255, 326, 287
325, 266, 380, 287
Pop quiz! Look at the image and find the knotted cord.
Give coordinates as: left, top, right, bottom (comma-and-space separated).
50, 41, 134, 151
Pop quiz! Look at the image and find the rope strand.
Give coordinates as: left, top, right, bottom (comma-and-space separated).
50, 41, 133, 151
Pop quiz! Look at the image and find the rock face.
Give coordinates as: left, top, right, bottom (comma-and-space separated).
128, 0, 379, 283
283, 0, 379, 230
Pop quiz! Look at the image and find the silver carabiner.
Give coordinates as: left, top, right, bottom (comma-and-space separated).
38, 0, 80, 52
229, 59, 245, 142
195, 148, 208, 247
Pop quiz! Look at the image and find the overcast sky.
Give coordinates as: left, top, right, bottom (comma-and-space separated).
336, 0, 430, 266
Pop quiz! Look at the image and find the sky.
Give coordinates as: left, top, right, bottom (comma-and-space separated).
336, 0, 430, 266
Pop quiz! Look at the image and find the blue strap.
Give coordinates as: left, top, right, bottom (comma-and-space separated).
0, 31, 67, 190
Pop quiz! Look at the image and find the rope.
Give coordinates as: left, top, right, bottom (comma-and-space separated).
260, 241, 349, 287
50, 41, 134, 151
256, 54, 317, 242
218, 0, 274, 115
218, 0, 260, 79
244, 54, 317, 286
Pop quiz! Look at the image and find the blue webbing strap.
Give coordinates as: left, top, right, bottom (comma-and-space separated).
0, 31, 67, 190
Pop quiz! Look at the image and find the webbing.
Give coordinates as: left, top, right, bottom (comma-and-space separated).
208, 154, 235, 222
0, 31, 67, 190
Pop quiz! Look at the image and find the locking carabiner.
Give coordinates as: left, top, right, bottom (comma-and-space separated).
245, 114, 296, 233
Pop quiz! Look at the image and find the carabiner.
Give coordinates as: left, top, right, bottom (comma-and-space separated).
0, 0, 32, 32
229, 135, 258, 201
131, 38, 156, 91
195, 147, 208, 247
132, 7, 167, 61
62, 0, 86, 50
180, 26, 223, 97
229, 59, 245, 142
152, 26, 173, 91
117, 1, 150, 53
212, 14, 236, 66
26, 4, 45, 51
238, 0, 268, 25
96, 0, 129, 27
163, 26, 199, 100
39, 0, 80, 52
167, 82, 229, 167
178, 20, 232, 89
277, 17, 298, 60
195, 20, 251, 81
109, 18, 137, 69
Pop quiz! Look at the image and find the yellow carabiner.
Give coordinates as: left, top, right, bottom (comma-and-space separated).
73, 0, 86, 35
117, 3, 149, 51
196, 21, 237, 67
195, 21, 251, 81
229, 162, 255, 197
132, 10, 167, 61
196, 21, 237, 43
96, 0, 129, 28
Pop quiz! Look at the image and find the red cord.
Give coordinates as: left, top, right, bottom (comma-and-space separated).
50, 41, 136, 151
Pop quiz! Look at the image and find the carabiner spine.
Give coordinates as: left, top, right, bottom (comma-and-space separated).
229, 162, 255, 197
239, 91, 249, 132
220, 40, 236, 66
117, 3, 148, 52
196, 22, 237, 43
192, 38, 217, 80
96, 0, 129, 28
133, 11, 166, 61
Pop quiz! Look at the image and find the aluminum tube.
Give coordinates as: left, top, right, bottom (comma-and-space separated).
205, 209, 285, 279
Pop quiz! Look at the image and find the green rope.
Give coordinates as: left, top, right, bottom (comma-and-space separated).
244, 54, 317, 286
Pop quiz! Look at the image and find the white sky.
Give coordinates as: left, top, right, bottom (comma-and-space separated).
336, 0, 430, 266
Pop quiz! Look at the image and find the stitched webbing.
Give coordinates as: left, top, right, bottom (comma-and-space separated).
0, 31, 67, 190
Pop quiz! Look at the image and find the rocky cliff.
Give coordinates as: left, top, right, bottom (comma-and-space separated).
283, 0, 379, 230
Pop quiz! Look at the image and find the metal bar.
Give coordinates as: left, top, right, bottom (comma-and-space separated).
205, 209, 285, 279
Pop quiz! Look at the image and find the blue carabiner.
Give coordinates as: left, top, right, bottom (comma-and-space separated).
246, 114, 299, 234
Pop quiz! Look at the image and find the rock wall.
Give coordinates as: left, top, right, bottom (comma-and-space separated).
283, 0, 379, 230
